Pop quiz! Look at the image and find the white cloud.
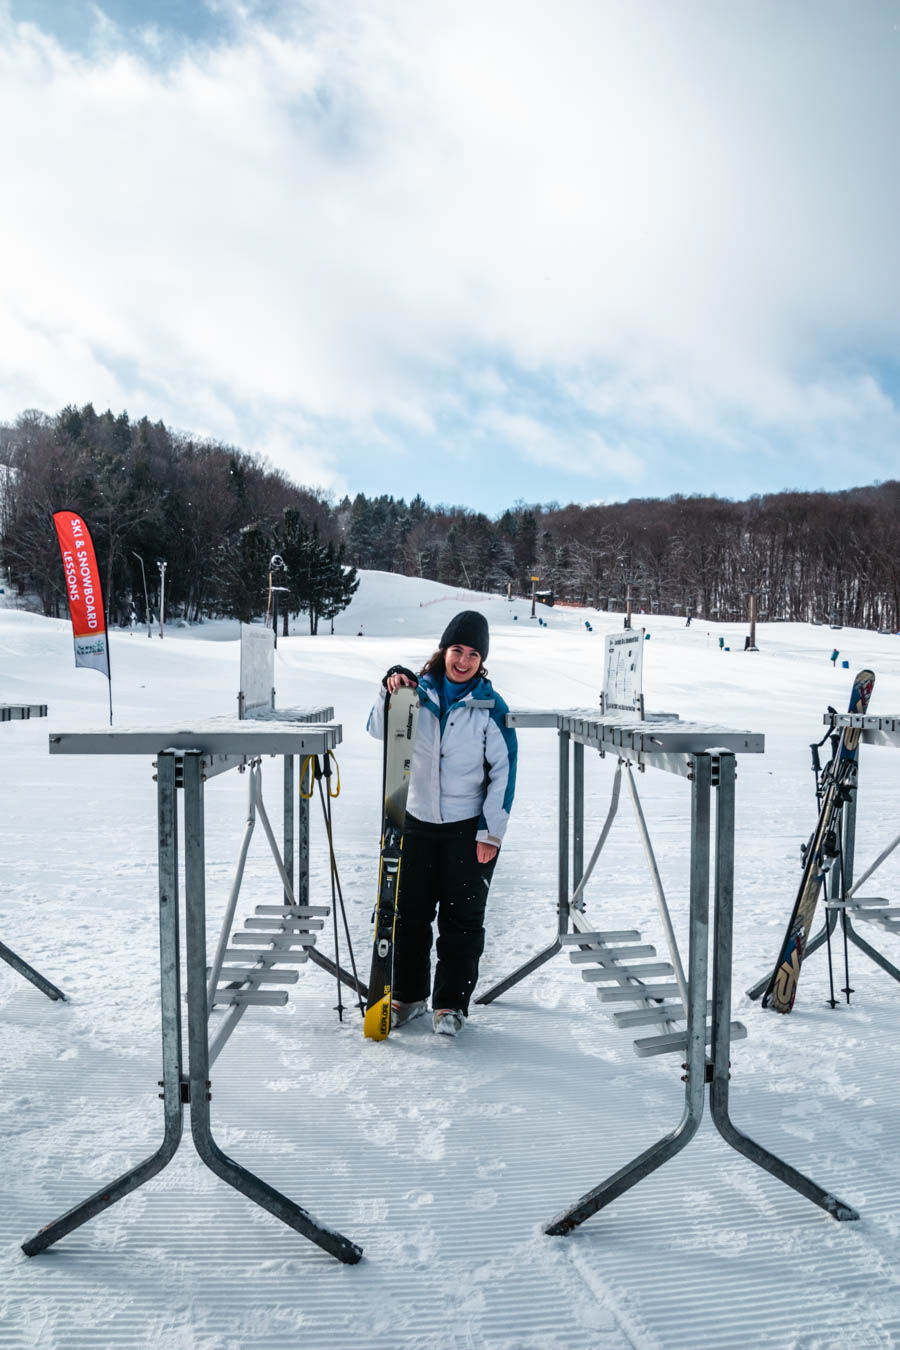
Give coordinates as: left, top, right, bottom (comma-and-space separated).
0, 0, 898, 505
479, 409, 646, 487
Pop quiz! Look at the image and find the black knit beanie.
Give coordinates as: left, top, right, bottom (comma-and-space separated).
439, 610, 489, 658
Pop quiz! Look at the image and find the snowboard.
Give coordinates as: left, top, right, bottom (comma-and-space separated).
761, 668, 875, 1013
363, 684, 419, 1040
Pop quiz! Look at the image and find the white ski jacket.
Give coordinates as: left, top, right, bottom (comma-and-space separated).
367, 673, 518, 848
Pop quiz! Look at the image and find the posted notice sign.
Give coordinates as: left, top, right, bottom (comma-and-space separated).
602, 629, 644, 714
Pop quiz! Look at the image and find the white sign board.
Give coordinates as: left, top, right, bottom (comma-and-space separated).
239, 623, 275, 718
601, 629, 644, 716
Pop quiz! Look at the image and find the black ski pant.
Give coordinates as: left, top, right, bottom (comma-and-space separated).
393, 814, 498, 1017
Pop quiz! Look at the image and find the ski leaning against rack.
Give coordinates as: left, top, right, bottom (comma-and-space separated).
363, 683, 420, 1040
760, 667, 875, 1014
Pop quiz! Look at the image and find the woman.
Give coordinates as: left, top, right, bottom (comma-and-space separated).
366, 611, 517, 1036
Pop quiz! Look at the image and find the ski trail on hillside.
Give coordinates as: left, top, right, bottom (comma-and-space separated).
4, 577, 900, 1348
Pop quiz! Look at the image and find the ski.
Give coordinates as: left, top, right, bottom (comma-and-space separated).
363, 684, 419, 1040
761, 668, 875, 1013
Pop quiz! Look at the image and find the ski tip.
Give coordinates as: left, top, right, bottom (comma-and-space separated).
363, 996, 392, 1040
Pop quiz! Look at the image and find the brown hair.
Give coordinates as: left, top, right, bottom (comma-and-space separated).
419, 648, 488, 681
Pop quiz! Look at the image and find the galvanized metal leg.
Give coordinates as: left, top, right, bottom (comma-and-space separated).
0, 940, 66, 1002
559, 730, 570, 931
181, 754, 362, 1264
709, 754, 858, 1220
544, 754, 713, 1234
843, 759, 859, 888
297, 757, 310, 908
573, 740, 584, 897
284, 754, 294, 905
476, 730, 571, 1005
22, 754, 185, 1255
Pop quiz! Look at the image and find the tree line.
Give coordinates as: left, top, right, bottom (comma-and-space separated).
2, 404, 899, 633
0, 406, 357, 632
341, 482, 900, 631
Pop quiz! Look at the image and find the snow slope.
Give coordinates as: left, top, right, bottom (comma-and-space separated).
2, 574, 900, 1350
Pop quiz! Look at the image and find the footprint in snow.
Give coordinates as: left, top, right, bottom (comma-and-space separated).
466, 1188, 499, 1211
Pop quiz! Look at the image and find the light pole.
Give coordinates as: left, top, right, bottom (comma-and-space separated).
625, 580, 633, 630
157, 560, 167, 639
132, 551, 153, 638
267, 554, 288, 647
742, 568, 759, 651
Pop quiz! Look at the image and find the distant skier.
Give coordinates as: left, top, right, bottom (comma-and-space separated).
718, 636, 725, 650
366, 611, 517, 1037
831, 648, 839, 666
685, 616, 692, 627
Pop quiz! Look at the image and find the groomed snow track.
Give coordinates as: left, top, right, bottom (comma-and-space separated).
5, 964, 900, 1350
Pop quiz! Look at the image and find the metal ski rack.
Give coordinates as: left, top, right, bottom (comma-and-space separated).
746, 710, 900, 1003
806, 711, 900, 990
22, 717, 362, 1265
547, 749, 857, 1235
473, 708, 858, 1230
0, 702, 48, 720
1, 703, 65, 1002
477, 709, 762, 1012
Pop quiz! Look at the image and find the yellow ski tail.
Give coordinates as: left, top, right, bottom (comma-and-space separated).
363, 990, 392, 1040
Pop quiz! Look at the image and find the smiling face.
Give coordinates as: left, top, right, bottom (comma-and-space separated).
444, 643, 481, 683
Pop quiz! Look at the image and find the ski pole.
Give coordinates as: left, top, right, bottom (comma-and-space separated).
311, 756, 344, 1021
319, 754, 364, 1014
313, 754, 365, 1018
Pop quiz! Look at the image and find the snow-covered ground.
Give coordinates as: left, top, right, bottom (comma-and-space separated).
2, 573, 900, 1350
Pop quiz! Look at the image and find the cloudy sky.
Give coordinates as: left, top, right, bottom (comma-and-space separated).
2, 1, 898, 512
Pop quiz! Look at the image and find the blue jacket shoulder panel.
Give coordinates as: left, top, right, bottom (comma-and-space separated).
366, 671, 517, 844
